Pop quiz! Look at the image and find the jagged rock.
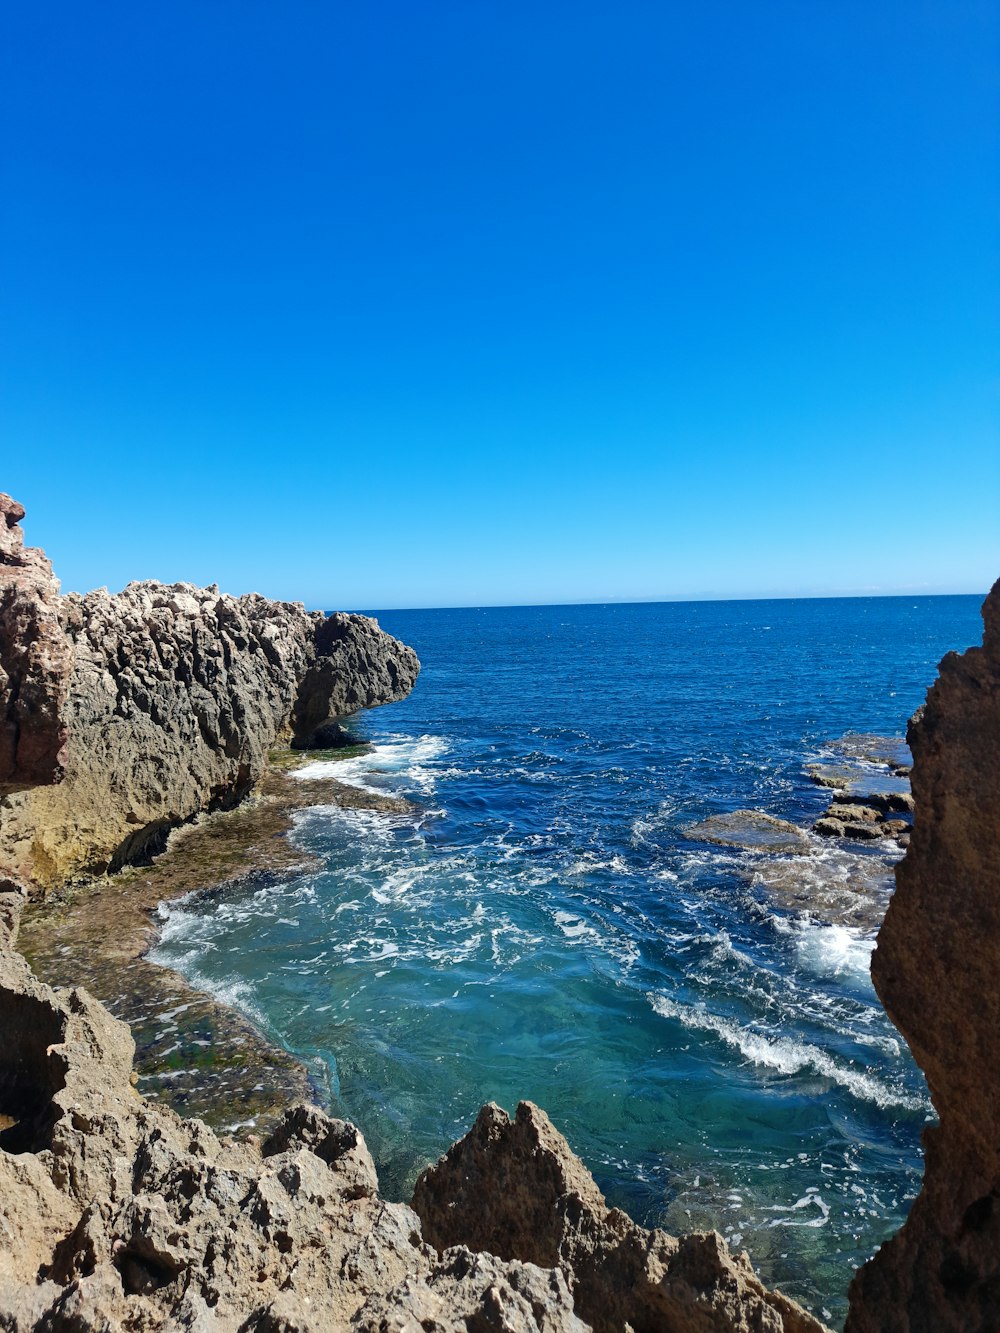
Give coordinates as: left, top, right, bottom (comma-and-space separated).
0, 915, 818, 1332
412, 1101, 828, 1333
0, 909, 583, 1332
847, 578, 1000, 1333
294, 720, 367, 750
0, 496, 72, 793
0, 498, 419, 891
825, 802, 881, 823
839, 820, 883, 842
812, 817, 846, 838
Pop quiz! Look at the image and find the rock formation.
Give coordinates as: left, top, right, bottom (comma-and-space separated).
0, 889, 824, 1332
413, 1102, 825, 1333
0, 496, 72, 793
846, 578, 1000, 1332
0, 496, 419, 891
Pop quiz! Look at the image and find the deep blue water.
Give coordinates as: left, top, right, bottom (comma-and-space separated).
151, 594, 984, 1327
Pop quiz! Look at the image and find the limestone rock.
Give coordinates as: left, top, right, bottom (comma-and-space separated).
0, 497, 419, 890
412, 1101, 828, 1333
846, 578, 1000, 1332
682, 810, 813, 854
0, 496, 72, 793
0, 909, 583, 1333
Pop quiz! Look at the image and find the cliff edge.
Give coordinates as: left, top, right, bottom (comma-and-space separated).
0, 496, 72, 794
0, 496, 419, 891
847, 578, 1000, 1331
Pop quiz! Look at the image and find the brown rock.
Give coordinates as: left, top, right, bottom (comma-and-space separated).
839, 821, 883, 841
412, 1101, 828, 1333
826, 802, 881, 822
812, 816, 847, 838
0, 917, 582, 1332
847, 578, 1000, 1333
0, 495, 72, 792
683, 810, 813, 853
0, 498, 419, 891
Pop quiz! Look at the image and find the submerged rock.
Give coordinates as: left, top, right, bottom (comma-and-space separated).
847, 578, 1000, 1332
683, 810, 813, 853
412, 1100, 828, 1333
0, 496, 419, 892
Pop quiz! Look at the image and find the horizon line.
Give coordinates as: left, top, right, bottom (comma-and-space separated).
352, 587, 990, 615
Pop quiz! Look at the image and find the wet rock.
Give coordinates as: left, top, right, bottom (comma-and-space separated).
814, 798, 913, 845
840, 821, 883, 842
847, 578, 1000, 1333
829, 734, 912, 768
294, 720, 368, 750
683, 810, 813, 854
412, 1101, 828, 1333
806, 763, 912, 801
806, 764, 863, 790
825, 802, 881, 822
813, 817, 847, 838
881, 819, 910, 838
747, 850, 895, 932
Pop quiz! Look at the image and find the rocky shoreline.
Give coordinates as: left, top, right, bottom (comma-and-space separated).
17, 751, 411, 1135
680, 736, 914, 934
2, 491, 999, 1331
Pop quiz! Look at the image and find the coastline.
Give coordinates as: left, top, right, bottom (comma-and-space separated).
18, 747, 410, 1136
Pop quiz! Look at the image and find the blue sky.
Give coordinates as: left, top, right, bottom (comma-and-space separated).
2, 2, 997, 608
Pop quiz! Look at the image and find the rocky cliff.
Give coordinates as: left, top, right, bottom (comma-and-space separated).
846, 578, 1000, 1332
0, 496, 72, 794
0, 496, 419, 891
0, 887, 824, 1332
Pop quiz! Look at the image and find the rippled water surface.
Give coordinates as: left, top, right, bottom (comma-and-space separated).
151, 595, 984, 1326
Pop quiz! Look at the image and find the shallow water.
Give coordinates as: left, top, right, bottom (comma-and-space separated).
151, 594, 983, 1326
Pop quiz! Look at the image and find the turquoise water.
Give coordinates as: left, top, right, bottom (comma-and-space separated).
151, 594, 984, 1326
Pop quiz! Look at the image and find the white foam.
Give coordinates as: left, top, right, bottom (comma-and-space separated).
292, 735, 449, 795
791, 919, 875, 979
648, 993, 927, 1111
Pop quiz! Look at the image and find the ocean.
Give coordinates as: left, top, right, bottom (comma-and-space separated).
150, 594, 984, 1327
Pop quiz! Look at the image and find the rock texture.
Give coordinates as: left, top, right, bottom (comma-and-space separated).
846, 578, 1000, 1332
0, 496, 419, 891
0, 496, 72, 793
0, 888, 589, 1332
0, 892, 823, 1332
413, 1101, 826, 1333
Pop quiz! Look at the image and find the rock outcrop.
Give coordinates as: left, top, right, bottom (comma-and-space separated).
0, 496, 419, 891
413, 1101, 826, 1333
0, 888, 586, 1332
0, 892, 822, 1332
846, 578, 1000, 1332
0, 496, 72, 793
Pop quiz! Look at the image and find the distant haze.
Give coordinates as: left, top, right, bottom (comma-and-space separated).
2, 3, 997, 608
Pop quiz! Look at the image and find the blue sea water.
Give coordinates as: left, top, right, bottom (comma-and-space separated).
151, 594, 984, 1327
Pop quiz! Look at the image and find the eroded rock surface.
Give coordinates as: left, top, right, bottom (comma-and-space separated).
413, 1101, 827, 1333
682, 810, 812, 854
846, 578, 1000, 1332
0, 496, 72, 793
0, 896, 820, 1332
0, 496, 419, 890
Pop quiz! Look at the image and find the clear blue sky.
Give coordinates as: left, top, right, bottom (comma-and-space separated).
2, 2, 997, 609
